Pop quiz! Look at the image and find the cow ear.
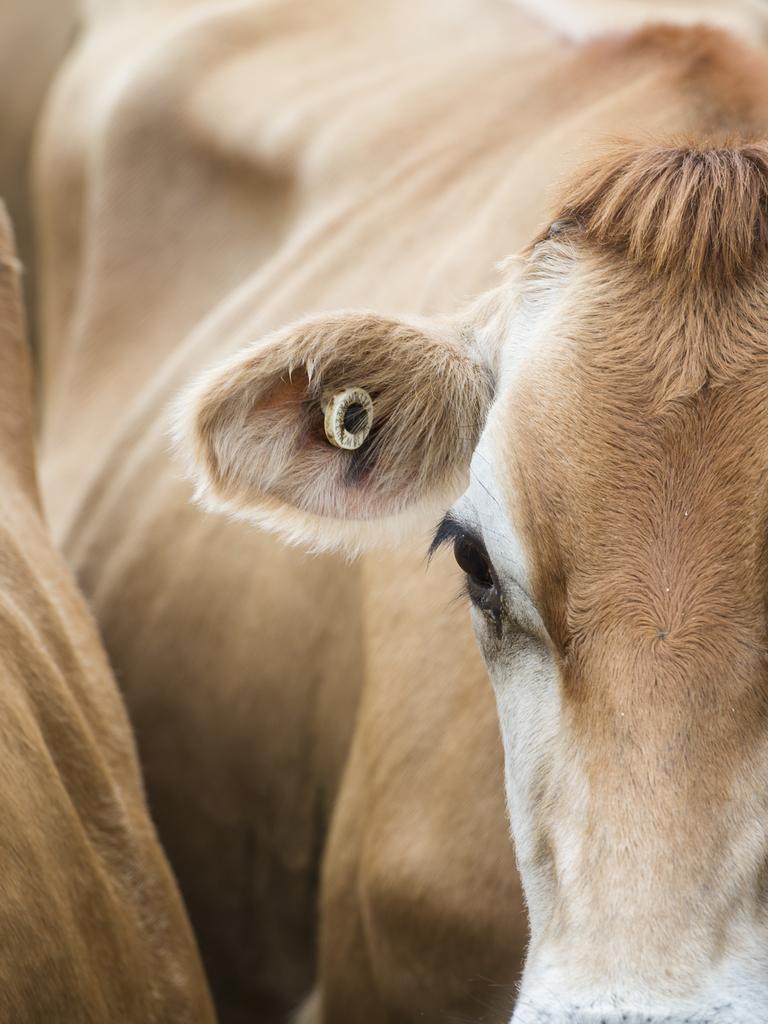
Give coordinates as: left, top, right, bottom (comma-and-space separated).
173, 311, 494, 553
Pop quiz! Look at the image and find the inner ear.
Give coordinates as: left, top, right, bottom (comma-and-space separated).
175, 311, 494, 550
198, 359, 391, 512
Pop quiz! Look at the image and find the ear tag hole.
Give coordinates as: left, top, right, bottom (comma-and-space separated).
322, 387, 374, 450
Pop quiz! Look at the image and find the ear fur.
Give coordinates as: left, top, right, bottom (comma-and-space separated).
173, 310, 493, 553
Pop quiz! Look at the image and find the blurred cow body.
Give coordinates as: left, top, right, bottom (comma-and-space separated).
35, 2, 768, 1022
0, 214, 213, 1021
0, 0, 78, 332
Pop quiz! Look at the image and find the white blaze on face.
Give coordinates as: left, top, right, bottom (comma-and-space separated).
455, 433, 558, 876
455, 275, 577, 934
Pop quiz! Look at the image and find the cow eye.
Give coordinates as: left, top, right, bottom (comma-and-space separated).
453, 533, 494, 590
429, 517, 501, 618
453, 532, 501, 618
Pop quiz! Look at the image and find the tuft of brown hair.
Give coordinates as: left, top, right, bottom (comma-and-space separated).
558, 144, 768, 281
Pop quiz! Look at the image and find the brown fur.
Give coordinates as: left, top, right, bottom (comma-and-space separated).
0, 0, 76, 336
0, 212, 215, 1021
558, 142, 768, 279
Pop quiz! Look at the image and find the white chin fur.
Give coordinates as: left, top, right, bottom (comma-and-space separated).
512, 952, 768, 1024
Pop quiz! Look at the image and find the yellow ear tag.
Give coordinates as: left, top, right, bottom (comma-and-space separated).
321, 387, 374, 450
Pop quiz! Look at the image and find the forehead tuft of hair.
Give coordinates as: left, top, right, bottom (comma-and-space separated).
558, 143, 768, 280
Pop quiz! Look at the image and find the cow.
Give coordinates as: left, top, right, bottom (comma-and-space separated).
0, 211, 214, 1020
34, 1, 768, 1022
178, 141, 768, 1023
0, 0, 77, 334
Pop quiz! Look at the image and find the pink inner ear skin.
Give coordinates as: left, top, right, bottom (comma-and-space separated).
182, 309, 494, 544
259, 369, 310, 412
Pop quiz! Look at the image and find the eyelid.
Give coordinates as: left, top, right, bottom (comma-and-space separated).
504, 568, 536, 610
428, 513, 478, 560
430, 515, 550, 646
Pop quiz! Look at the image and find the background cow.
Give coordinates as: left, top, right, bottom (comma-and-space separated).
0, 210, 214, 1021
0, 0, 77, 336
34, 1, 768, 1022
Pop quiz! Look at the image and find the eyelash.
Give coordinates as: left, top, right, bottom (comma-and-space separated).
430, 516, 501, 620
430, 516, 550, 651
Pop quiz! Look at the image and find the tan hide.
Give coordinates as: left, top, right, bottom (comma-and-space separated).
0, 0, 78, 332
0, 210, 214, 1020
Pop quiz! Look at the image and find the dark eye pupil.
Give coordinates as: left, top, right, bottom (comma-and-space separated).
453, 535, 494, 588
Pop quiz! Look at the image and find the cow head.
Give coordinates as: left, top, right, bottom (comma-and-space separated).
174, 145, 768, 1023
